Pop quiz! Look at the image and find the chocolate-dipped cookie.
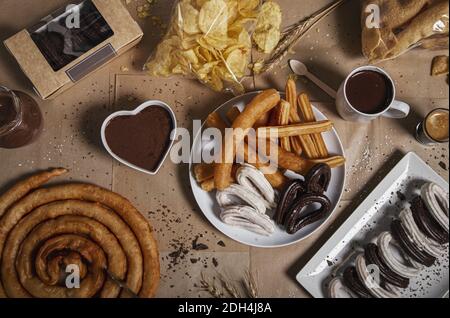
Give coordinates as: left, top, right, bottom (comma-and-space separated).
364, 243, 409, 288
391, 220, 436, 267
305, 163, 331, 194
343, 266, 372, 298
411, 196, 448, 245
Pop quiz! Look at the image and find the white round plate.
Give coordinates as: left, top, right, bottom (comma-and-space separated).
189, 92, 346, 248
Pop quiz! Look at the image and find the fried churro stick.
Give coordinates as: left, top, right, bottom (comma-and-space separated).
241, 143, 288, 189
226, 110, 288, 189
215, 90, 281, 190
254, 111, 271, 129
206, 112, 227, 133
257, 121, 333, 138
286, 78, 304, 155
268, 100, 291, 151
226, 106, 241, 125
298, 93, 329, 158
204, 106, 286, 190
194, 164, 215, 183
308, 156, 346, 169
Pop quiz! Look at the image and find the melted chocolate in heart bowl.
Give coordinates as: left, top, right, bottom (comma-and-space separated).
105, 106, 173, 172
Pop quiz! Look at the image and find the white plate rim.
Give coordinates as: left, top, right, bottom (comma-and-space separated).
189, 91, 347, 248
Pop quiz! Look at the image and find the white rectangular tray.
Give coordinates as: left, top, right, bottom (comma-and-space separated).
296, 152, 449, 298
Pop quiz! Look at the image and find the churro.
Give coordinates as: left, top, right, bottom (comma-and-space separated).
286, 78, 304, 155
194, 163, 215, 183
298, 93, 329, 158
269, 100, 291, 151
308, 156, 346, 169
257, 120, 333, 138
206, 112, 227, 132
204, 107, 287, 190
215, 89, 281, 190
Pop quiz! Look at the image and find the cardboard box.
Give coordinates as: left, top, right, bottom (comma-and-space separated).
4, 0, 143, 100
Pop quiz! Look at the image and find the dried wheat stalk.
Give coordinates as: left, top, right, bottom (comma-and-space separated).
242, 270, 259, 298
257, 0, 348, 74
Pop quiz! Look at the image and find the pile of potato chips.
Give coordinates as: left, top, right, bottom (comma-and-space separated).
145, 0, 282, 93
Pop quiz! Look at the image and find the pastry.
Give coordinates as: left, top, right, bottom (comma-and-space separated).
328, 277, 357, 298
304, 163, 331, 194
377, 232, 424, 279
298, 93, 329, 158
274, 164, 332, 235
364, 243, 409, 288
391, 220, 436, 267
216, 165, 276, 236
331, 182, 448, 298
0, 169, 160, 298
410, 196, 448, 244
215, 89, 281, 190
284, 193, 331, 235
421, 182, 449, 233
355, 254, 400, 298
343, 266, 372, 298
256, 120, 333, 138
216, 184, 267, 215
235, 164, 276, 209
220, 206, 275, 236
285, 78, 303, 156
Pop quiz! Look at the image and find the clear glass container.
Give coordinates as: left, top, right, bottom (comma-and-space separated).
0, 86, 43, 149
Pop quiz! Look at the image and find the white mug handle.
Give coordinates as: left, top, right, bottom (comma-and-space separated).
382, 100, 410, 119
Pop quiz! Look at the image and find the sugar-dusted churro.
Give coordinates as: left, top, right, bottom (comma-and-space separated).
298, 93, 329, 158
215, 90, 281, 190
257, 120, 333, 138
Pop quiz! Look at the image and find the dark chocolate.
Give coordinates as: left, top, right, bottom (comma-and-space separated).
411, 196, 448, 244
391, 220, 436, 267
343, 266, 372, 298
274, 179, 305, 225
305, 163, 331, 194
284, 193, 331, 234
365, 243, 409, 288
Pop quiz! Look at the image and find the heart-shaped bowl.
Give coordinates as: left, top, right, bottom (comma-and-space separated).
100, 100, 177, 175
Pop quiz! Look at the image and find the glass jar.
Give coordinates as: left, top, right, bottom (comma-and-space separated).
0, 86, 43, 149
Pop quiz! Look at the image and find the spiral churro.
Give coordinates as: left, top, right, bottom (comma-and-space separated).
0, 169, 160, 298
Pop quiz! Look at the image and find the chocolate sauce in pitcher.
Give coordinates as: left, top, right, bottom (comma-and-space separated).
0, 87, 43, 149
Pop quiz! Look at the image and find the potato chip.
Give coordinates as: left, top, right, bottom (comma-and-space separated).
255, 1, 282, 30
198, 0, 228, 36
225, 0, 239, 24
145, 0, 271, 93
253, 26, 280, 54
238, 0, 260, 18
182, 49, 199, 64
253, 1, 282, 53
177, 1, 201, 35
226, 49, 248, 78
